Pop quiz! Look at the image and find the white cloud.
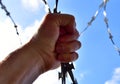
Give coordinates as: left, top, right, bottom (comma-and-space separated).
21, 0, 44, 11
79, 72, 85, 80
0, 18, 21, 61
33, 69, 61, 84
105, 68, 120, 84
20, 20, 40, 44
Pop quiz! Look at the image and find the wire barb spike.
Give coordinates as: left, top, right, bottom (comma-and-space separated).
0, 0, 22, 44
42, 0, 78, 84
80, 0, 120, 56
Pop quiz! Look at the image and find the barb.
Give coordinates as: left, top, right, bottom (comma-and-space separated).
80, 1, 105, 35
0, 0, 22, 44
42, 0, 78, 84
59, 63, 78, 84
0, 0, 19, 35
42, 0, 51, 13
103, 0, 120, 55
80, 0, 120, 55
54, 0, 60, 13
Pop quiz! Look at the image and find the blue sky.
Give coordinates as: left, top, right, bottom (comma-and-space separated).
0, 0, 120, 84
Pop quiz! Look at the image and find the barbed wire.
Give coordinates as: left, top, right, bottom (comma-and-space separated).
80, 0, 120, 55
42, 0, 51, 13
42, 0, 78, 84
103, 0, 120, 55
0, 0, 22, 44
42, 0, 120, 83
0, 1, 120, 84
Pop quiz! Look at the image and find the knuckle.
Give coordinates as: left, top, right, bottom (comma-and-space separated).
75, 30, 80, 39
70, 15, 75, 22
77, 41, 82, 49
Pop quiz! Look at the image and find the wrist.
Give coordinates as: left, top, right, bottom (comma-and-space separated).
13, 42, 46, 83
28, 40, 55, 72
0, 42, 46, 84
19, 42, 46, 77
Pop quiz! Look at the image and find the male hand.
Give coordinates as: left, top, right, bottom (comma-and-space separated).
30, 14, 81, 71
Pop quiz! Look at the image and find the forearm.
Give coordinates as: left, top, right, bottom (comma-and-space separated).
0, 42, 45, 84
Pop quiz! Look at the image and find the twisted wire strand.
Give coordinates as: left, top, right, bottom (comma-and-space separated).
42, 0, 51, 13
0, 0, 19, 36
42, 1, 78, 84
0, 0, 22, 44
103, 0, 120, 55
80, 1, 104, 34
81, 0, 120, 55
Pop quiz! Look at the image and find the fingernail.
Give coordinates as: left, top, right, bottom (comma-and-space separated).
72, 52, 78, 61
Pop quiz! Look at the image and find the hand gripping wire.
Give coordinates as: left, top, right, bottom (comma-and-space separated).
80, 0, 120, 55
0, 0, 22, 44
42, 0, 78, 84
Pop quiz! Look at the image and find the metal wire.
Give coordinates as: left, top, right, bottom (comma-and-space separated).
0, 0, 19, 35
42, 0, 51, 13
0, 0, 22, 44
42, 0, 78, 84
0, 0, 119, 84
103, 0, 120, 55
80, 0, 120, 55
80, 1, 104, 34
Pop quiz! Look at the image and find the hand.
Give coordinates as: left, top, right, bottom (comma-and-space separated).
29, 13, 81, 72
0, 14, 81, 84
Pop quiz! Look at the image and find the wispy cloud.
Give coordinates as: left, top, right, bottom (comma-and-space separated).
21, 0, 44, 11
33, 69, 61, 84
0, 18, 21, 61
105, 67, 120, 84
79, 72, 86, 80
20, 20, 40, 44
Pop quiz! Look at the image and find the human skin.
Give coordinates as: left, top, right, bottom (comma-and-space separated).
0, 14, 81, 84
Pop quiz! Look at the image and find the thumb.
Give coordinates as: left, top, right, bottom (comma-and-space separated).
39, 14, 76, 41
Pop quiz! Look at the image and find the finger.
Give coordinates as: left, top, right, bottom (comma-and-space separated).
57, 52, 78, 63
55, 41, 81, 53
59, 29, 80, 42
59, 15, 76, 34
59, 27, 66, 36
44, 14, 76, 34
